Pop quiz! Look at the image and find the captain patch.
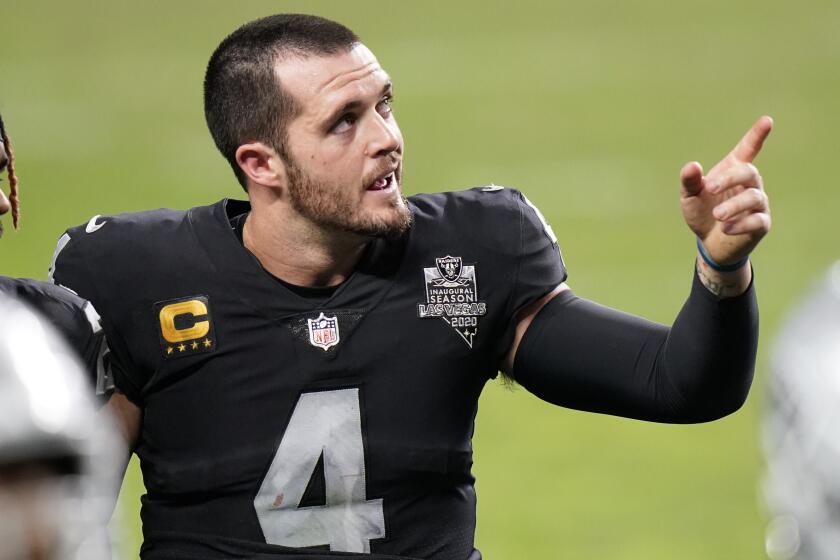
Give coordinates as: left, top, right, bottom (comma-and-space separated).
155, 295, 216, 359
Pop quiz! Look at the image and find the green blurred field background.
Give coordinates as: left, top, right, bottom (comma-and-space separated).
3, 1, 838, 558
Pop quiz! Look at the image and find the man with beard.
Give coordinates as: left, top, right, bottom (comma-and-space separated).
50, 14, 772, 560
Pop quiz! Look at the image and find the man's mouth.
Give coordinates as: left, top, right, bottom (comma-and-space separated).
367, 171, 396, 192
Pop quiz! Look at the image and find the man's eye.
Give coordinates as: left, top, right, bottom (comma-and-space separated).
332, 114, 356, 134
378, 96, 394, 115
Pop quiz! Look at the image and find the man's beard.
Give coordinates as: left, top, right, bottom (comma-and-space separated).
285, 155, 411, 239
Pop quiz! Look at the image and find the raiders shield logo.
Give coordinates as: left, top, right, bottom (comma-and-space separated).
417, 256, 487, 348
436, 256, 463, 282
307, 312, 340, 351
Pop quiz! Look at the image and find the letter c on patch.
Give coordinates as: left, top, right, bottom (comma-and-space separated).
159, 300, 210, 343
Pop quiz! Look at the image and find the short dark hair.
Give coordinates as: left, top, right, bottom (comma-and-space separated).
204, 14, 360, 190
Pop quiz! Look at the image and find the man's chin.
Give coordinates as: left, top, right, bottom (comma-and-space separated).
345, 204, 412, 239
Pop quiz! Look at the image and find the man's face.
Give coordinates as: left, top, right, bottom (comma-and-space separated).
273, 44, 410, 238
0, 138, 10, 217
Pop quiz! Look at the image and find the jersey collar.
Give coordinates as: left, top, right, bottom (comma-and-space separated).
187, 199, 410, 320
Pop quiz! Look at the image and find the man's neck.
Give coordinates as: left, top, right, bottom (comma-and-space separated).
242, 203, 368, 288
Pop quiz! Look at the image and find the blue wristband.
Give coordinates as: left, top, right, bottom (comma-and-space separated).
696, 237, 749, 272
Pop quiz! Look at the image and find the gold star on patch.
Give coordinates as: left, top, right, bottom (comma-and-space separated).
178, 343, 186, 352
203, 338, 212, 348
191, 341, 199, 350
166, 346, 174, 355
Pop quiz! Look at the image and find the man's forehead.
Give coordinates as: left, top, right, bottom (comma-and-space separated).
275, 44, 389, 106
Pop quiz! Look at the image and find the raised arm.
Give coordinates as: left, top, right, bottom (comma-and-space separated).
503, 117, 773, 423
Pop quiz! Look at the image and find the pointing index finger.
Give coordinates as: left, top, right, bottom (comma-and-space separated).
731, 115, 774, 163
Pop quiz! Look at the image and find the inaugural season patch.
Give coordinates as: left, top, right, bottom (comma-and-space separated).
417, 256, 486, 348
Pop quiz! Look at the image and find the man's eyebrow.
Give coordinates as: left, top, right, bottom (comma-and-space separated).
324, 82, 393, 126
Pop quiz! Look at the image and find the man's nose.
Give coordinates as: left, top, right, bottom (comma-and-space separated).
0, 190, 10, 216
366, 114, 401, 158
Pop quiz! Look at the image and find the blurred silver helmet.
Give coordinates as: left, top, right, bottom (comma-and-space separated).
0, 293, 124, 560
763, 261, 840, 560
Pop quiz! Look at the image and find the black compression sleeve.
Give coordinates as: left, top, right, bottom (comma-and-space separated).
511, 268, 758, 423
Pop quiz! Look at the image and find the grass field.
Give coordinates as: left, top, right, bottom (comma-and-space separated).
3, 1, 839, 558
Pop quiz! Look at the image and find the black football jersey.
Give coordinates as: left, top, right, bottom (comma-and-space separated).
0, 276, 109, 394
50, 187, 566, 560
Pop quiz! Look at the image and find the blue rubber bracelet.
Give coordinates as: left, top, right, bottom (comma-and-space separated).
696, 237, 749, 272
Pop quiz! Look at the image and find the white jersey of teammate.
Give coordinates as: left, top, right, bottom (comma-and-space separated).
0, 294, 124, 560
763, 261, 840, 560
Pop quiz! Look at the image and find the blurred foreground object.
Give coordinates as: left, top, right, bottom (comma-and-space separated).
0, 294, 124, 560
763, 261, 840, 560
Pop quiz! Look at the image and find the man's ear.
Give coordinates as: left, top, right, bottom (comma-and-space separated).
235, 142, 288, 190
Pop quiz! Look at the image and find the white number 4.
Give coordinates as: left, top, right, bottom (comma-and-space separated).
254, 388, 385, 552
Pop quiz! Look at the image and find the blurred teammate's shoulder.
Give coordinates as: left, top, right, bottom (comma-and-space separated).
0, 292, 123, 560
0, 276, 107, 393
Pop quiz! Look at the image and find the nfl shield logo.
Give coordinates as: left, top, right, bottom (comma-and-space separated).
307, 312, 340, 351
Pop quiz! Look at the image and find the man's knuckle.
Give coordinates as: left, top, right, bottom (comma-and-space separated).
756, 189, 769, 208
757, 213, 771, 231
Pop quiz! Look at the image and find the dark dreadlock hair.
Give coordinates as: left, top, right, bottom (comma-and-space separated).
0, 111, 20, 229
204, 14, 360, 190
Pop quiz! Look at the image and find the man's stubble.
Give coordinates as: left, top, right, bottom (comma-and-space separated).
284, 151, 411, 240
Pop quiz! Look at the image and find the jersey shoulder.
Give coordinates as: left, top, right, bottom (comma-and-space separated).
0, 277, 105, 391
0, 278, 95, 340
407, 186, 567, 336
48, 203, 227, 403
0, 276, 89, 313
49, 203, 222, 294
53, 207, 191, 267
408, 184, 523, 220
407, 185, 560, 259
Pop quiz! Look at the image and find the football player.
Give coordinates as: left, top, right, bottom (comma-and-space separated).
50, 15, 772, 559
0, 294, 124, 560
763, 262, 840, 560
0, 110, 111, 396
